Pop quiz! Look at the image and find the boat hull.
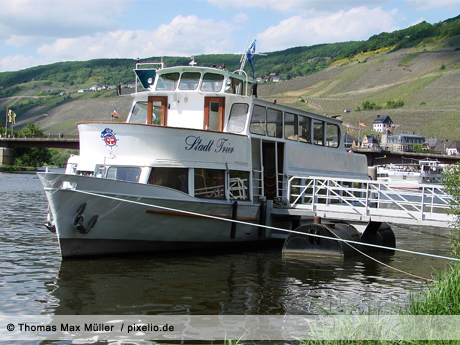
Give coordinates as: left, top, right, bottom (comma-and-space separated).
38, 172, 270, 258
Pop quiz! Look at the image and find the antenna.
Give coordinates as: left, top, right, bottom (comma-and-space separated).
239, 33, 252, 72
161, 27, 164, 66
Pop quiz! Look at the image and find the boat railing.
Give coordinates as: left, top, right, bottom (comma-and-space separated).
286, 176, 454, 227
134, 62, 164, 93
194, 184, 225, 199
135, 62, 164, 70
252, 168, 264, 200
278, 172, 288, 199
232, 69, 249, 96
229, 178, 248, 200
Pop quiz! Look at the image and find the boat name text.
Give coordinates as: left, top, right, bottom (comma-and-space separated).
185, 136, 234, 154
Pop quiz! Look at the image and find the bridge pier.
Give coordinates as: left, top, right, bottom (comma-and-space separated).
0, 147, 14, 165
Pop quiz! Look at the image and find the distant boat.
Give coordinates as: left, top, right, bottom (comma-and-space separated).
377, 158, 444, 188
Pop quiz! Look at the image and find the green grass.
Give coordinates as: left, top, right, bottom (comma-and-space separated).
398, 54, 418, 66
0, 165, 36, 171
44, 119, 79, 134
406, 263, 460, 315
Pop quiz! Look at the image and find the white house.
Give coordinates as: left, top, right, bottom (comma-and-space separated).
373, 115, 394, 134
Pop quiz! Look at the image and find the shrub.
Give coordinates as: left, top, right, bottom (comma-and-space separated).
385, 99, 405, 109
443, 163, 460, 257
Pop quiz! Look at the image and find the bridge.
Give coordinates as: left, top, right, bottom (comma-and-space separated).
0, 137, 79, 149
0, 137, 79, 165
353, 148, 460, 165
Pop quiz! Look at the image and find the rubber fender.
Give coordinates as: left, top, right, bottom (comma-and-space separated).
361, 222, 395, 253
283, 223, 361, 258
333, 223, 362, 255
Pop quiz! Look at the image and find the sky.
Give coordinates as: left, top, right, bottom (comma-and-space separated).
0, 0, 460, 72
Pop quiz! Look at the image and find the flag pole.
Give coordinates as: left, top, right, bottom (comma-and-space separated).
5, 107, 7, 137
358, 121, 361, 148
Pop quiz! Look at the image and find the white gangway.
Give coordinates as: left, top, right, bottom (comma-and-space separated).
273, 176, 454, 229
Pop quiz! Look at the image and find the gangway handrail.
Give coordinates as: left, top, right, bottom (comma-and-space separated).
287, 176, 455, 228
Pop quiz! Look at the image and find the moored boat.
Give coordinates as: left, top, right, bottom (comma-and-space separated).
38, 42, 370, 258
376, 158, 444, 188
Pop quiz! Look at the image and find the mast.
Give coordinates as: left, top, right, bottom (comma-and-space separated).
239, 39, 256, 78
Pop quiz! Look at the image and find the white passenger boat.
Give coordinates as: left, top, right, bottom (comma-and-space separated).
38, 43, 369, 258
376, 158, 444, 188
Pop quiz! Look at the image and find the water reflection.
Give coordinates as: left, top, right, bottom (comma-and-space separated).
0, 171, 454, 318
47, 244, 435, 316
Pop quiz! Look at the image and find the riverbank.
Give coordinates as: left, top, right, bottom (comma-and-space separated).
0, 165, 36, 172
406, 262, 460, 315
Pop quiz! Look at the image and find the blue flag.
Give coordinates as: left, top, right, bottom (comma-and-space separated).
247, 41, 256, 79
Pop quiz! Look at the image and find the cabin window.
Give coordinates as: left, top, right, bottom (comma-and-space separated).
95, 166, 106, 178
106, 167, 141, 182
227, 103, 249, 133
284, 112, 298, 141
249, 105, 266, 135
194, 169, 225, 199
209, 102, 220, 130
129, 102, 148, 124
201, 73, 224, 92
267, 108, 283, 138
155, 72, 180, 91
326, 124, 340, 148
313, 120, 324, 146
230, 77, 244, 95
299, 116, 311, 143
151, 102, 162, 125
229, 171, 249, 201
179, 72, 201, 90
147, 167, 188, 193
250, 82, 258, 97
130, 101, 162, 125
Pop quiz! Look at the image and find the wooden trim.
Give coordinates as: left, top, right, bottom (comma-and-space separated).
203, 97, 225, 131
148, 96, 168, 126
146, 209, 258, 222
204, 101, 210, 130
147, 100, 153, 125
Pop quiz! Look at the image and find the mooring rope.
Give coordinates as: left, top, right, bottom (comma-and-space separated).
71, 189, 460, 267
327, 229, 435, 282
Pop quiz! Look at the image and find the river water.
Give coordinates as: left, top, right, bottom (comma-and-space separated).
0, 170, 455, 319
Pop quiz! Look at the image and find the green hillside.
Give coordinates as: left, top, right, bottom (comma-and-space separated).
1, 15, 460, 138
259, 38, 460, 140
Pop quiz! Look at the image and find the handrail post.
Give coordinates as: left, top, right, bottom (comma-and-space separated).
312, 178, 317, 211
365, 181, 370, 215
287, 177, 292, 207
420, 186, 426, 220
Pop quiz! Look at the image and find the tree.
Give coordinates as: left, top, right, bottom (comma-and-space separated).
50, 149, 78, 167
413, 144, 424, 153
443, 163, 460, 257
13, 123, 51, 167
19, 122, 46, 138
